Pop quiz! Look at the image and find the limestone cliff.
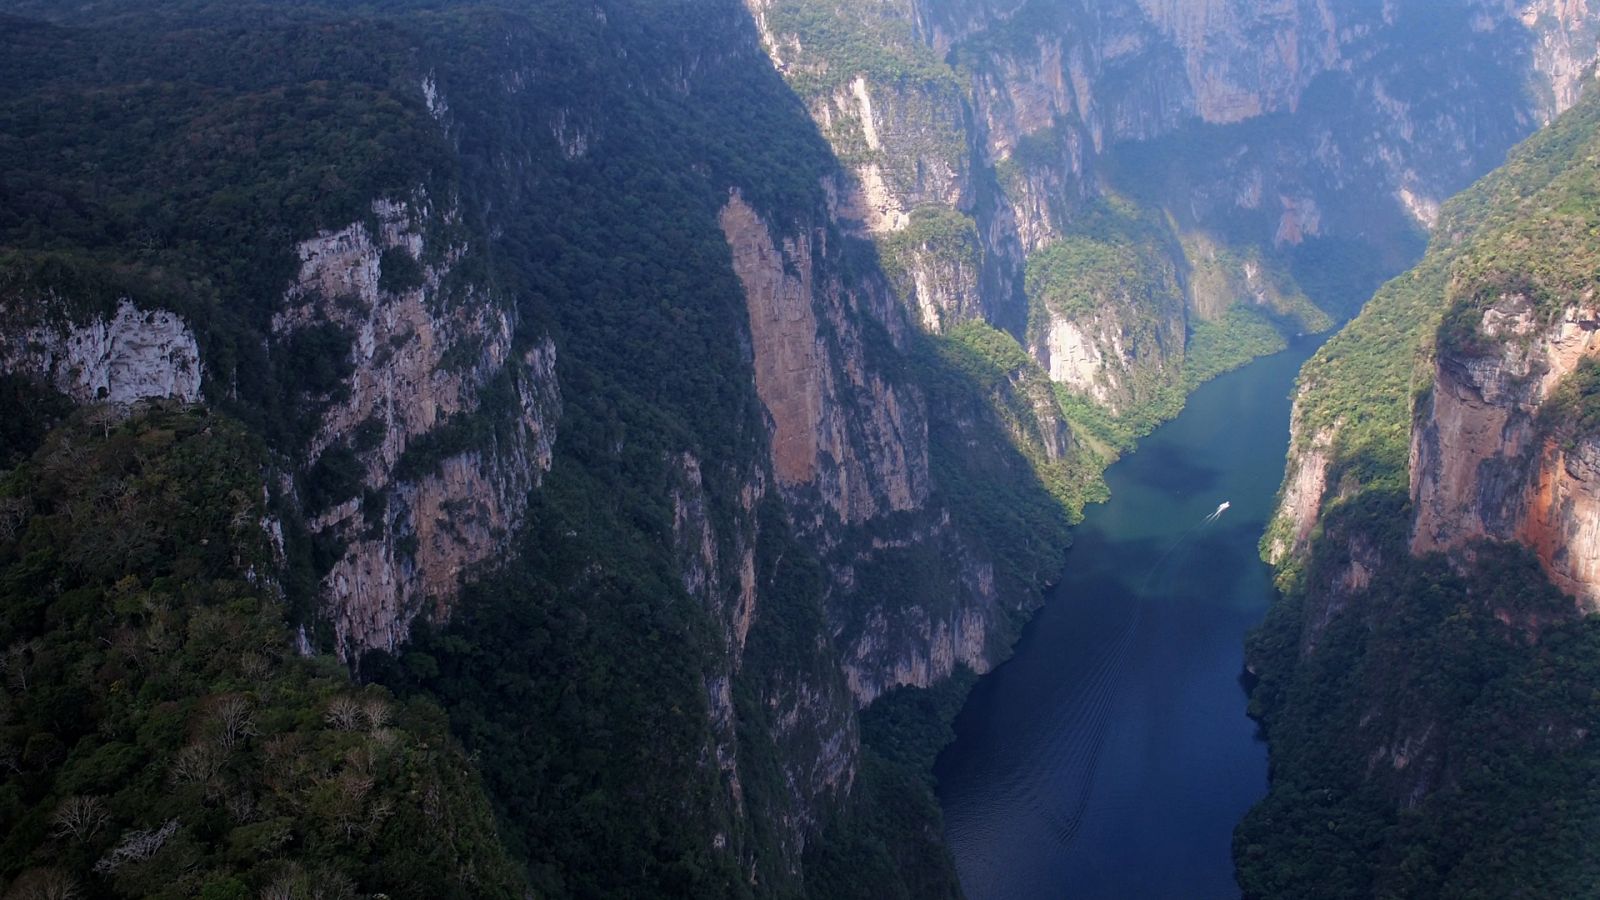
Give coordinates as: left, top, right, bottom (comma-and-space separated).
1035, 308, 1166, 413
2, 198, 562, 663
1131, 0, 1340, 125
880, 207, 988, 333
754, 0, 1600, 428
902, 241, 985, 332
1243, 85, 1600, 895
1265, 419, 1334, 565
1024, 220, 1190, 415
718, 189, 1029, 706
1411, 294, 1600, 610
0, 297, 202, 405
668, 449, 862, 870
810, 76, 970, 234
1517, 435, 1600, 610
273, 196, 560, 657
1524, 0, 1600, 121
719, 190, 927, 524
0, 1, 1070, 894
832, 513, 1003, 702
13, 0, 1600, 894
670, 453, 765, 836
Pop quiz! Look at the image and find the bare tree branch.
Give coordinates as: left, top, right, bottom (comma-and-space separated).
93, 819, 179, 874
49, 796, 108, 843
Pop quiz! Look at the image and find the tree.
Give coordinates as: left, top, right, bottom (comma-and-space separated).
209, 695, 257, 751
170, 742, 224, 787
93, 820, 179, 874
359, 696, 391, 731
49, 796, 108, 843
323, 697, 362, 732
3, 868, 80, 900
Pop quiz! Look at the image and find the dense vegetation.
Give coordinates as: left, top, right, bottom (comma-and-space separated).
761, 0, 957, 95
879, 206, 982, 306
366, 478, 748, 897
0, 1, 1052, 896
1015, 192, 1340, 457
0, 377, 71, 471
1541, 356, 1600, 441
930, 322, 1110, 518
804, 671, 977, 900
762, 0, 1353, 464
10, 0, 1561, 897
1241, 537, 1600, 898
0, 405, 523, 899
1026, 233, 1172, 321
1022, 196, 1180, 326
1241, 88, 1600, 896
0, 7, 461, 449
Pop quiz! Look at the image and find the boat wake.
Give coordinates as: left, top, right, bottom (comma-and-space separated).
1036, 500, 1232, 851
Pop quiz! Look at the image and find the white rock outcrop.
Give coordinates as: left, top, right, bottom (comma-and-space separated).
2, 298, 203, 405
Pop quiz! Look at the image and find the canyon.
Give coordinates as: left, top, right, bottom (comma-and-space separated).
1245, 72, 1600, 898
2, 0, 1599, 897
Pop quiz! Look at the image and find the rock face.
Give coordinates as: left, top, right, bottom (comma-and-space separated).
1, 298, 203, 405
1519, 436, 1600, 609
1267, 420, 1334, 565
1523, 0, 1600, 121
670, 453, 763, 810
718, 189, 1016, 701
12, 2, 1600, 893
273, 196, 560, 657
833, 512, 1003, 702
1040, 316, 1114, 404
0, 3, 1072, 887
724, 22, 1600, 860
810, 75, 969, 234
686, 183, 1054, 867
898, 235, 985, 333
1134, 0, 1339, 123
1033, 298, 1186, 414
720, 190, 928, 524
0, 194, 561, 665
754, 0, 1600, 423
1410, 295, 1600, 610
1242, 88, 1600, 895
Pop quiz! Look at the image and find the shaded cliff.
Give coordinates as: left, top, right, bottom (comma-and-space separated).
1411, 199, 1600, 610
0, 0, 1078, 895
276, 196, 561, 658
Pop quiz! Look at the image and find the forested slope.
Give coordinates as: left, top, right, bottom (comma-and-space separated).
0, 1, 1074, 895
1242, 85, 1600, 898
4, 1, 1600, 897
0, 405, 524, 899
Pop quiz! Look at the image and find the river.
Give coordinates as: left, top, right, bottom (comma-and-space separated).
935, 336, 1323, 899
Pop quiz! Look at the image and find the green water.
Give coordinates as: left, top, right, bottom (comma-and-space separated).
936, 336, 1323, 899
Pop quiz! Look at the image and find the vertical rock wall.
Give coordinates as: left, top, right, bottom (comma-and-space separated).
273, 196, 561, 657
1410, 296, 1600, 611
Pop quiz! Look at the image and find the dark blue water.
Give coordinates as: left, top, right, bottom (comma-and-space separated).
935, 337, 1323, 900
